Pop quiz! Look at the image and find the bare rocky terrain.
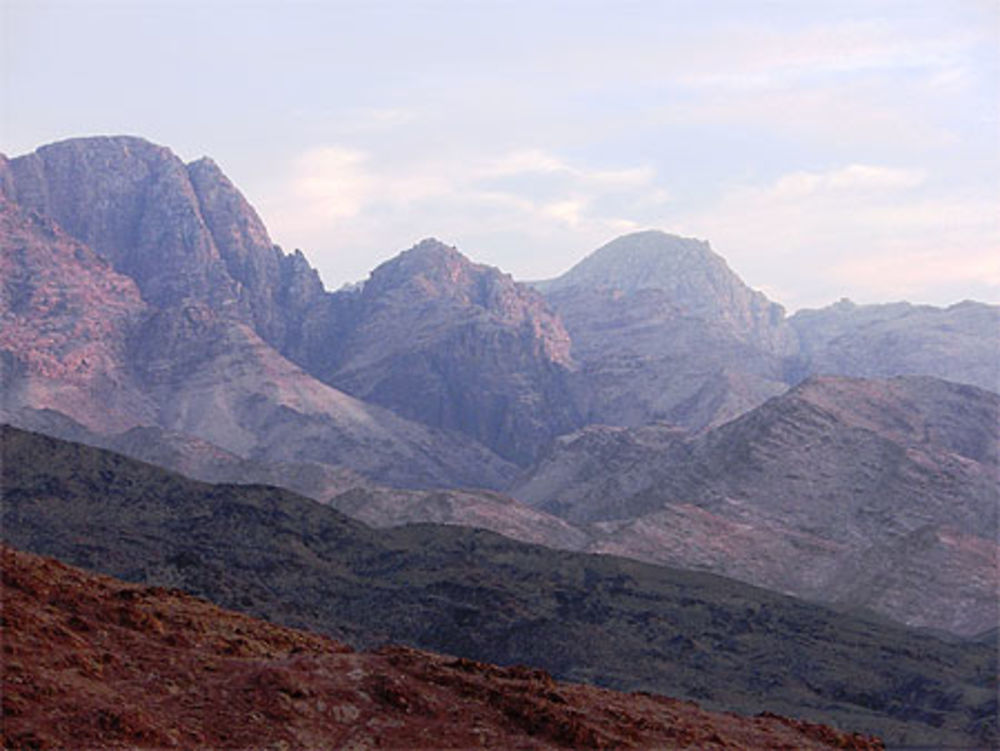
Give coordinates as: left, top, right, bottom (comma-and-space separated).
1, 141, 516, 489
789, 297, 1000, 391
2, 545, 887, 751
535, 230, 798, 430
2, 427, 996, 749
513, 375, 1000, 636
293, 238, 582, 464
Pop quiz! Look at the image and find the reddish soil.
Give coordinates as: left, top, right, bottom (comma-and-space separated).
1, 545, 884, 750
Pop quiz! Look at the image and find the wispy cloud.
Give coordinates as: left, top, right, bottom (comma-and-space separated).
261, 144, 668, 284
674, 165, 999, 309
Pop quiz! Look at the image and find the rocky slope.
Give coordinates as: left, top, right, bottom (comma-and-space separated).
790, 297, 1000, 391
127, 299, 514, 488
0, 196, 154, 431
2, 405, 583, 549
2, 545, 886, 751
535, 231, 798, 430
2, 427, 995, 749
514, 375, 1000, 636
296, 239, 581, 464
328, 485, 589, 550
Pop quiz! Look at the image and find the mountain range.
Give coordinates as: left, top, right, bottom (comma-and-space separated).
2, 134, 998, 747
3, 426, 995, 749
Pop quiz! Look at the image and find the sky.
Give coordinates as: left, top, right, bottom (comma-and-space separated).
3, 0, 998, 311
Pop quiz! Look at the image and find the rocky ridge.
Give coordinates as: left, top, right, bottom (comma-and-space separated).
513, 375, 1000, 636
1, 139, 516, 489
789, 297, 1000, 391
1, 545, 886, 751
3, 426, 995, 749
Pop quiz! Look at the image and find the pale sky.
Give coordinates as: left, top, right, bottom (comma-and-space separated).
3, 0, 998, 311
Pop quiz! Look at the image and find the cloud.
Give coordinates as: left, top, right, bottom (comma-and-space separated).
768, 164, 926, 199
260, 144, 669, 285
673, 165, 999, 309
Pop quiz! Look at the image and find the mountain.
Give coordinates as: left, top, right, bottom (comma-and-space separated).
513, 375, 1000, 636
293, 238, 581, 464
2, 546, 886, 751
1, 136, 324, 349
535, 230, 798, 430
790, 298, 1000, 391
1, 137, 515, 489
2, 426, 995, 749
3, 405, 584, 550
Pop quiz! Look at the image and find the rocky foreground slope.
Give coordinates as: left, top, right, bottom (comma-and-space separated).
1, 545, 886, 750
3, 427, 995, 749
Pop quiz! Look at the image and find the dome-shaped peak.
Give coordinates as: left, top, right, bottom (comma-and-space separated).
545, 230, 724, 295
380, 237, 475, 276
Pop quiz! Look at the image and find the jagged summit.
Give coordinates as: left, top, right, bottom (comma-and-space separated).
305, 237, 580, 464
363, 238, 483, 297
402, 236, 461, 259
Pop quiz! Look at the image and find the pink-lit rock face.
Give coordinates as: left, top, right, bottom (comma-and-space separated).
0, 197, 153, 432
1, 545, 885, 751
3, 138, 582, 466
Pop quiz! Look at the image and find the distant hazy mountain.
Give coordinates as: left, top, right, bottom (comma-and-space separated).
294, 239, 581, 464
790, 298, 1000, 391
3, 426, 994, 749
535, 230, 798, 430
514, 375, 999, 636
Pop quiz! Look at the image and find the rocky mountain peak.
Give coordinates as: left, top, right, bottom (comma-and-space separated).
542, 230, 722, 292
4, 136, 330, 351
299, 238, 580, 464
4, 136, 235, 309
364, 238, 472, 296
361, 239, 570, 345
540, 230, 788, 337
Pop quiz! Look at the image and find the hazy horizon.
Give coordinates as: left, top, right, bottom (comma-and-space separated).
4, 0, 998, 311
